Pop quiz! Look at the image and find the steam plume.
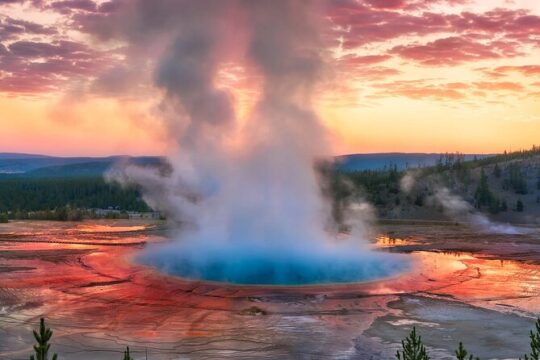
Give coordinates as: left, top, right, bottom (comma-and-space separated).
400, 172, 526, 235
106, 0, 406, 284
434, 187, 525, 234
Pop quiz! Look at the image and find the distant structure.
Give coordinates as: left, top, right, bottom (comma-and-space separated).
93, 207, 162, 220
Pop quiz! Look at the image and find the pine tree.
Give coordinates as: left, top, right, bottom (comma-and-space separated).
123, 346, 133, 360
493, 164, 502, 178
517, 199, 524, 212
30, 318, 58, 360
455, 342, 479, 360
475, 169, 492, 208
396, 327, 430, 360
520, 318, 540, 360
489, 198, 500, 214
508, 163, 528, 195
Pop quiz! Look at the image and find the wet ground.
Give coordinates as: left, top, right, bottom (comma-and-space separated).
0, 220, 539, 359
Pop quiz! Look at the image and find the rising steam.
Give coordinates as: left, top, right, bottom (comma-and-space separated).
106, 0, 406, 285
434, 187, 526, 234
400, 172, 526, 235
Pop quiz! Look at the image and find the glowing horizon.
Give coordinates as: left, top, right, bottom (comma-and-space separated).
0, 0, 539, 157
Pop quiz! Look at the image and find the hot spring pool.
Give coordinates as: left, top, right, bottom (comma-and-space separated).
138, 242, 409, 286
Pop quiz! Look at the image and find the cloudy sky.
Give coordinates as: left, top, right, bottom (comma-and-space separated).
0, 0, 539, 156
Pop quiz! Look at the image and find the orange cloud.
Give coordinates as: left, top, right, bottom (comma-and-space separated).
474, 81, 524, 91
0, 0, 539, 155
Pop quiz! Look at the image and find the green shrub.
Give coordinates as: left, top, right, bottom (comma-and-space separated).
455, 342, 479, 360
123, 346, 133, 360
517, 199, 524, 212
30, 318, 58, 360
521, 318, 540, 360
396, 327, 430, 360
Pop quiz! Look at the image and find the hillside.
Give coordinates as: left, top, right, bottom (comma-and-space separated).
0, 176, 150, 215
336, 153, 491, 171
2, 150, 539, 224
336, 148, 540, 225
0, 154, 163, 218
0, 152, 492, 177
0, 153, 52, 159
0, 154, 164, 177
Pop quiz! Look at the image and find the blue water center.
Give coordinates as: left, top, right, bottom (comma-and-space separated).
140, 242, 409, 286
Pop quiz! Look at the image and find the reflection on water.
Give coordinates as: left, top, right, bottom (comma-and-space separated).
0, 221, 539, 359
375, 235, 418, 247
75, 224, 148, 233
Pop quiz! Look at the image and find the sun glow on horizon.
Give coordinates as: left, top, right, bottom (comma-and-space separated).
0, 0, 539, 156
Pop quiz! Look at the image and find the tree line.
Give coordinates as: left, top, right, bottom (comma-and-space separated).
0, 177, 150, 217
2, 146, 539, 223
329, 145, 540, 219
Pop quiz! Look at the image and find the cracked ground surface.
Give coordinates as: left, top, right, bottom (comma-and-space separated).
0, 221, 538, 359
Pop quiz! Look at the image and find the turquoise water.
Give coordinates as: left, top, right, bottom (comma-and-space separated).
140, 242, 409, 285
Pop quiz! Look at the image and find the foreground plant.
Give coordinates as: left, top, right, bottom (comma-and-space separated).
123, 346, 133, 360
455, 342, 479, 360
521, 318, 540, 360
396, 327, 430, 360
30, 318, 58, 360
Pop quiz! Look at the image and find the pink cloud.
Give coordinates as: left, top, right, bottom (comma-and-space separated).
338, 54, 392, 65
372, 80, 468, 100
494, 65, 540, 76
328, 2, 540, 59
1, 0, 538, 97
363, 0, 406, 9
390, 36, 522, 65
474, 81, 524, 91
349, 66, 401, 80
0, 16, 57, 40
50, 0, 97, 13
0, 39, 114, 94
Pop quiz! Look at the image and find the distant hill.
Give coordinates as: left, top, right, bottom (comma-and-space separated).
24, 161, 118, 178
0, 154, 162, 215
23, 157, 164, 178
0, 153, 52, 159
0, 152, 496, 177
0, 155, 112, 174
1, 150, 538, 223
0, 154, 164, 177
335, 153, 493, 172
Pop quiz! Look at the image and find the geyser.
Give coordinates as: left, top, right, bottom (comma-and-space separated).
107, 0, 408, 285
140, 242, 406, 286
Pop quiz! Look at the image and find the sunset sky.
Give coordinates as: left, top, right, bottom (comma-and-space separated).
0, 0, 539, 156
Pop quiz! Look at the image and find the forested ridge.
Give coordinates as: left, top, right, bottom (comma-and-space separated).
0, 176, 149, 216
330, 146, 540, 223
1, 146, 540, 223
